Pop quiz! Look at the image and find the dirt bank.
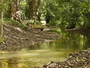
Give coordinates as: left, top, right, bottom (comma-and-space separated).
43, 50, 90, 68
0, 23, 60, 51
66, 27, 90, 39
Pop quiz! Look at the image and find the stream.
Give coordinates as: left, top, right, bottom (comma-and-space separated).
0, 32, 90, 68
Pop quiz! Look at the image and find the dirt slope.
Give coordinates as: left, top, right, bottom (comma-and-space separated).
0, 23, 60, 51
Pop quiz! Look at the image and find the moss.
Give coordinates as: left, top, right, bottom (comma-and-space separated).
4, 18, 27, 30
0, 38, 5, 43
87, 48, 90, 51
48, 27, 61, 34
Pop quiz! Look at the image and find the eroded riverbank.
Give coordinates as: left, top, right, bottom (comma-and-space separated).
0, 23, 60, 51
43, 50, 90, 68
0, 23, 90, 68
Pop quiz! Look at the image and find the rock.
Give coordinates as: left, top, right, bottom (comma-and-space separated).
43, 50, 90, 68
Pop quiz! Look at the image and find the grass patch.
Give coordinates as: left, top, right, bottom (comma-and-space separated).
0, 38, 5, 43
4, 18, 27, 29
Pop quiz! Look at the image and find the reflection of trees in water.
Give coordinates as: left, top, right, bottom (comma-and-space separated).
72, 29, 90, 49
8, 58, 19, 68
83, 32, 90, 39
83, 39, 90, 49
48, 33, 90, 51
0, 61, 3, 68
28, 44, 41, 50
66, 28, 90, 50
0, 58, 19, 68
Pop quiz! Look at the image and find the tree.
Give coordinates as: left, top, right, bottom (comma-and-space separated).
37, 0, 90, 28
7, 0, 21, 22
37, 0, 56, 24
81, 0, 90, 28
28, 0, 41, 20
0, 0, 3, 37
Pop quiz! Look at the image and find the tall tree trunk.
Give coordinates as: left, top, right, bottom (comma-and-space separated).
36, 0, 41, 21
29, 0, 41, 20
29, 0, 36, 19
0, 0, 3, 38
7, 0, 21, 22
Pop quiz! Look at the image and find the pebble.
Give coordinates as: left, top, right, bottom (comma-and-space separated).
43, 50, 90, 68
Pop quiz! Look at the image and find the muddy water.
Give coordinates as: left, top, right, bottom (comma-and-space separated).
0, 32, 90, 68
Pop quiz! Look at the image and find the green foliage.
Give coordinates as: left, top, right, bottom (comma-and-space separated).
2, 0, 90, 28
4, 18, 27, 29
4, 18, 20, 24
49, 21, 57, 26
49, 27, 61, 34
39, 0, 90, 28
20, 0, 29, 19
0, 38, 5, 43
87, 48, 90, 51
0, 0, 9, 11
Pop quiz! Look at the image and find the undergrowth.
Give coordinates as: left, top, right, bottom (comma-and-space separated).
4, 18, 27, 29
0, 38, 5, 43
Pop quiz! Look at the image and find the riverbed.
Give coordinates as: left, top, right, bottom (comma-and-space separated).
0, 31, 90, 68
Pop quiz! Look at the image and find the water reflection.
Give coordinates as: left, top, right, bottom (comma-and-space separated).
0, 32, 90, 68
0, 60, 3, 68
0, 58, 19, 68
8, 58, 19, 68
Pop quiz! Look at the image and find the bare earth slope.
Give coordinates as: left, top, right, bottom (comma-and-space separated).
0, 23, 60, 51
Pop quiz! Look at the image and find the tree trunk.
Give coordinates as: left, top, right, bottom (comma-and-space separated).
29, 0, 41, 20
7, 0, 21, 22
0, 0, 3, 38
29, 0, 36, 19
